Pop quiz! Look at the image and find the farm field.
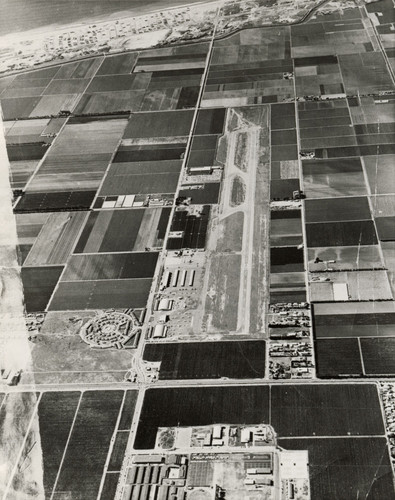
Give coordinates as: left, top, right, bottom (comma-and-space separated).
135, 383, 384, 449
364, 155, 395, 193
123, 109, 194, 138
100, 474, 120, 500
305, 197, 371, 223
143, 341, 266, 379
24, 211, 88, 266
135, 385, 271, 449
0, 47, 209, 117
108, 433, 129, 472
36, 391, 81, 497
315, 338, 364, 378
14, 190, 97, 212
306, 220, 378, 247
270, 384, 383, 437
310, 270, 393, 302
5, 118, 65, 190
203, 27, 294, 107
314, 311, 395, 338
21, 266, 64, 312
279, 438, 395, 500
302, 157, 367, 198
26, 116, 128, 192
36, 390, 137, 500
313, 301, 395, 377
307, 245, 383, 271
48, 278, 153, 310
61, 252, 159, 281
360, 337, 395, 375
99, 159, 182, 196
15, 212, 50, 264
270, 210, 303, 246
270, 247, 304, 273
75, 207, 170, 253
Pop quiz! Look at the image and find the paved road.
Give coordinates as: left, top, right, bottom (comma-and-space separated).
3, 376, 394, 394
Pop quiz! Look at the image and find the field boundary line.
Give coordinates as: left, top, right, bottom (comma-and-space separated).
116, 388, 146, 500
58, 277, 154, 283
96, 390, 127, 500
280, 434, 386, 439
24, 369, 127, 373
20, 115, 69, 195
49, 391, 83, 500
2, 392, 42, 500
68, 57, 105, 113
357, 337, 366, 376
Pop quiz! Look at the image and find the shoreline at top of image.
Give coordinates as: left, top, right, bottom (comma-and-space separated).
0, 0, 217, 37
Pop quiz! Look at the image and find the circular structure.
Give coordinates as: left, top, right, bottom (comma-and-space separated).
80, 311, 138, 348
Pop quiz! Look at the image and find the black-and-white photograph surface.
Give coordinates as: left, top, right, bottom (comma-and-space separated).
0, 0, 394, 498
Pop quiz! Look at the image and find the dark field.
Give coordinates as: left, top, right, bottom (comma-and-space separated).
302, 157, 363, 175
270, 290, 306, 304
305, 197, 372, 223
54, 58, 102, 79
123, 110, 194, 138
100, 160, 182, 196
52, 391, 124, 500
194, 108, 226, 135
14, 191, 96, 213
96, 53, 138, 75
315, 338, 363, 378
61, 252, 159, 281
1, 96, 42, 120
74, 210, 143, 253
75, 208, 170, 253
306, 220, 378, 247
143, 341, 266, 379
37, 391, 80, 496
271, 145, 298, 162
314, 312, 395, 338
135, 384, 383, 449
43, 78, 89, 95
86, 73, 149, 93
360, 337, 395, 375
21, 266, 63, 312
73, 90, 145, 114
135, 386, 270, 449
108, 432, 129, 472
7, 143, 50, 161
270, 384, 383, 437
178, 183, 220, 204
167, 206, 210, 250
118, 391, 138, 431
270, 211, 303, 246
114, 144, 186, 162
270, 247, 304, 273
49, 278, 153, 310
271, 179, 300, 199
99, 474, 120, 500
279, 438, 395, 500
376, 216, 395, 241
